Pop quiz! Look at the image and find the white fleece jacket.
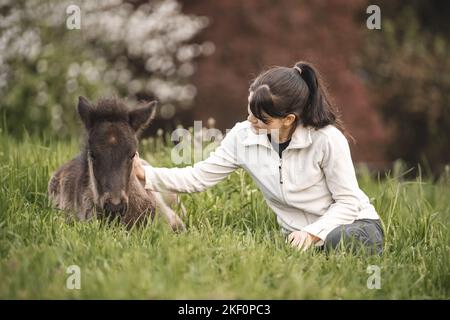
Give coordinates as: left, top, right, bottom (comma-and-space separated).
143, 120, 380, 246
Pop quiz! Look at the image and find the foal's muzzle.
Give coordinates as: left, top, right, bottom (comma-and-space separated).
103, 199, 128, 218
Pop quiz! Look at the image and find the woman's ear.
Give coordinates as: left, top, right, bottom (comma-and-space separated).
283, 114, 297, 127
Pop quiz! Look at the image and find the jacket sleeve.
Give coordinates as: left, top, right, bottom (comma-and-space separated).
302, 131, 362, 245
143, 124, 241, 193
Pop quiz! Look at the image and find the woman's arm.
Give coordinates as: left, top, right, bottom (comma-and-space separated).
302, 130, 362, 245
135, 124, 241, 193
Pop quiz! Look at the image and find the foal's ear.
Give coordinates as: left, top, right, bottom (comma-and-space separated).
77, 96, 93, 128
129, 101, 157, 132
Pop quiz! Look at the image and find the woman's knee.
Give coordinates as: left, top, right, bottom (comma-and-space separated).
323, 225, 349, 250
323, 220, 384, 255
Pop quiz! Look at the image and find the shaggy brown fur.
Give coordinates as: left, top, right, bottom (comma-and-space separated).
48, 96, 185, 230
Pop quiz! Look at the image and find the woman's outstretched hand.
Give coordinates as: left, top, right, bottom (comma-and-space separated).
133, 152, 146, 182
288, 230, 321, 251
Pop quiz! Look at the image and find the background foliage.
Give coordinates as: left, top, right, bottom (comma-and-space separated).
0, 0, 212, 138
361, 0, 450, 175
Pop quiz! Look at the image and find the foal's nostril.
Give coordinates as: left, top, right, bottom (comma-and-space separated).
104, 200, 127, 217
118, 202, 128, 216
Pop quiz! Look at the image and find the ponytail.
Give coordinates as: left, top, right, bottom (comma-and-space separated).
294, 61, 354, 143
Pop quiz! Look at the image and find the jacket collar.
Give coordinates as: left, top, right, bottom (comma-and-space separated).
242, 121, 313, 150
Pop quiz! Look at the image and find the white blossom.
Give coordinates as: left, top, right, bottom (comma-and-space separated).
0, 0, 213, 136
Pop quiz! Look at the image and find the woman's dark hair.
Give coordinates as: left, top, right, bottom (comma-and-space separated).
249, 61, 354, 142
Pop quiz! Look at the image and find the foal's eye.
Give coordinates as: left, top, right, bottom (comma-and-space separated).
89, 152, 96, 160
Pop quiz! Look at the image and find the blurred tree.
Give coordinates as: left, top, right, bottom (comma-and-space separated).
0, 0, 212, 139
360, 0, 450, 175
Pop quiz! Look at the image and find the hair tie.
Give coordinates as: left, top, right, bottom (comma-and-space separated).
294, 66, 302, 75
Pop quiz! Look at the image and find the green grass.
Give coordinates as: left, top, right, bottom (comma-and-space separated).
0, 130, 449, 299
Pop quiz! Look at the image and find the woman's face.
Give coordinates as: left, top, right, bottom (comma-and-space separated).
247, 91, 295, 135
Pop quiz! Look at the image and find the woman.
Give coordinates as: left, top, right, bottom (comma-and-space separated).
134, 61, 384, 255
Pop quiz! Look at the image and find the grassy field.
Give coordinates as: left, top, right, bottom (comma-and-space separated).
0, 130, 449, 299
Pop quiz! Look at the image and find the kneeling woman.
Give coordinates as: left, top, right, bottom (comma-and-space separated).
134, 61, 384, 255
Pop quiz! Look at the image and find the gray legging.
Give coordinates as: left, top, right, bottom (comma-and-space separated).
321, 219, 384, 255
283, 219, 385, 255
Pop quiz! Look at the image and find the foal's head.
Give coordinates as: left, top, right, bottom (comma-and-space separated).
77, 96, 156, 220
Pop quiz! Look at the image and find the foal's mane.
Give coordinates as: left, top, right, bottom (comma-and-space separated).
79, 97, 133, 163
89, 98, 130, 123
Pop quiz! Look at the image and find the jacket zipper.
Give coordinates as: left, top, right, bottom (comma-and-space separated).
278, 155, 288, 205
279, 158, 283, 184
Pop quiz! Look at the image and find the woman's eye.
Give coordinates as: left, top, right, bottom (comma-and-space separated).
130, 153, 136, 160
